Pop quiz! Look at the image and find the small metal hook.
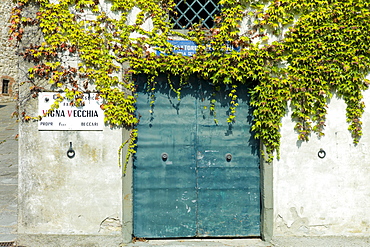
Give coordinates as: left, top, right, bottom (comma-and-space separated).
318, 148, 326, 159
67, 142, 75, 159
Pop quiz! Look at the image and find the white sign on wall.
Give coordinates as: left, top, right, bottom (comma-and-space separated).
38, 92, 104, 131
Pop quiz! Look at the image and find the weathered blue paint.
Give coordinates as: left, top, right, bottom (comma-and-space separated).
134, 76, 260, 238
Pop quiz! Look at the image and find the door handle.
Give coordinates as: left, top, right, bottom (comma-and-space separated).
161, 152, 168, 161
225, 153, 232, 162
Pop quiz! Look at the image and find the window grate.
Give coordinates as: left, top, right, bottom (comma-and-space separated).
0, 242, 16, 247
2, 79, 9, 94
171, 0, 220, 29
0, 242, 25, 247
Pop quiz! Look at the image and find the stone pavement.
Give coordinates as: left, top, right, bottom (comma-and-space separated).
0, 101, 18, 243
121, 236, 370, 247
122, 239, 272, 247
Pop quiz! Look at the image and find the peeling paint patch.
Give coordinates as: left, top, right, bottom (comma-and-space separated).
98, 217, 122, 234
277, 207, 309, 234
276, 207, 334, 235
124, 193, 131, 201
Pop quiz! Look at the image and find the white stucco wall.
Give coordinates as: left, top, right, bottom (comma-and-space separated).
16, 4, 125, 244
16, 3, 136, 245
274, 89, 370, 236
18, 97, 124, 246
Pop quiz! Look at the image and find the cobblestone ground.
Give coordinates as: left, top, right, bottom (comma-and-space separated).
0, 102, 18, 242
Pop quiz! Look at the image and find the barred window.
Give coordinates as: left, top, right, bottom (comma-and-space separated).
171, 0, 220, 29
2, 79, 9, 94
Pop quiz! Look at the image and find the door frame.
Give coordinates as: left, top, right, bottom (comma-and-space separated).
122, 128, 273, 243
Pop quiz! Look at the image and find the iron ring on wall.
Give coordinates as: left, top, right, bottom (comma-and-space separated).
318, 149, 326, 159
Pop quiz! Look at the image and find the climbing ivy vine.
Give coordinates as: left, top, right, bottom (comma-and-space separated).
9, 0, 370, 163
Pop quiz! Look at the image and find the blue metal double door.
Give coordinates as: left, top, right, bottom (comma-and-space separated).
134, 78, 260, 238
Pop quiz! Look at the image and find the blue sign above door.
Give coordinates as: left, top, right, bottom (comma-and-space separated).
156, 40, 241, 56
156, 40, 197, 56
